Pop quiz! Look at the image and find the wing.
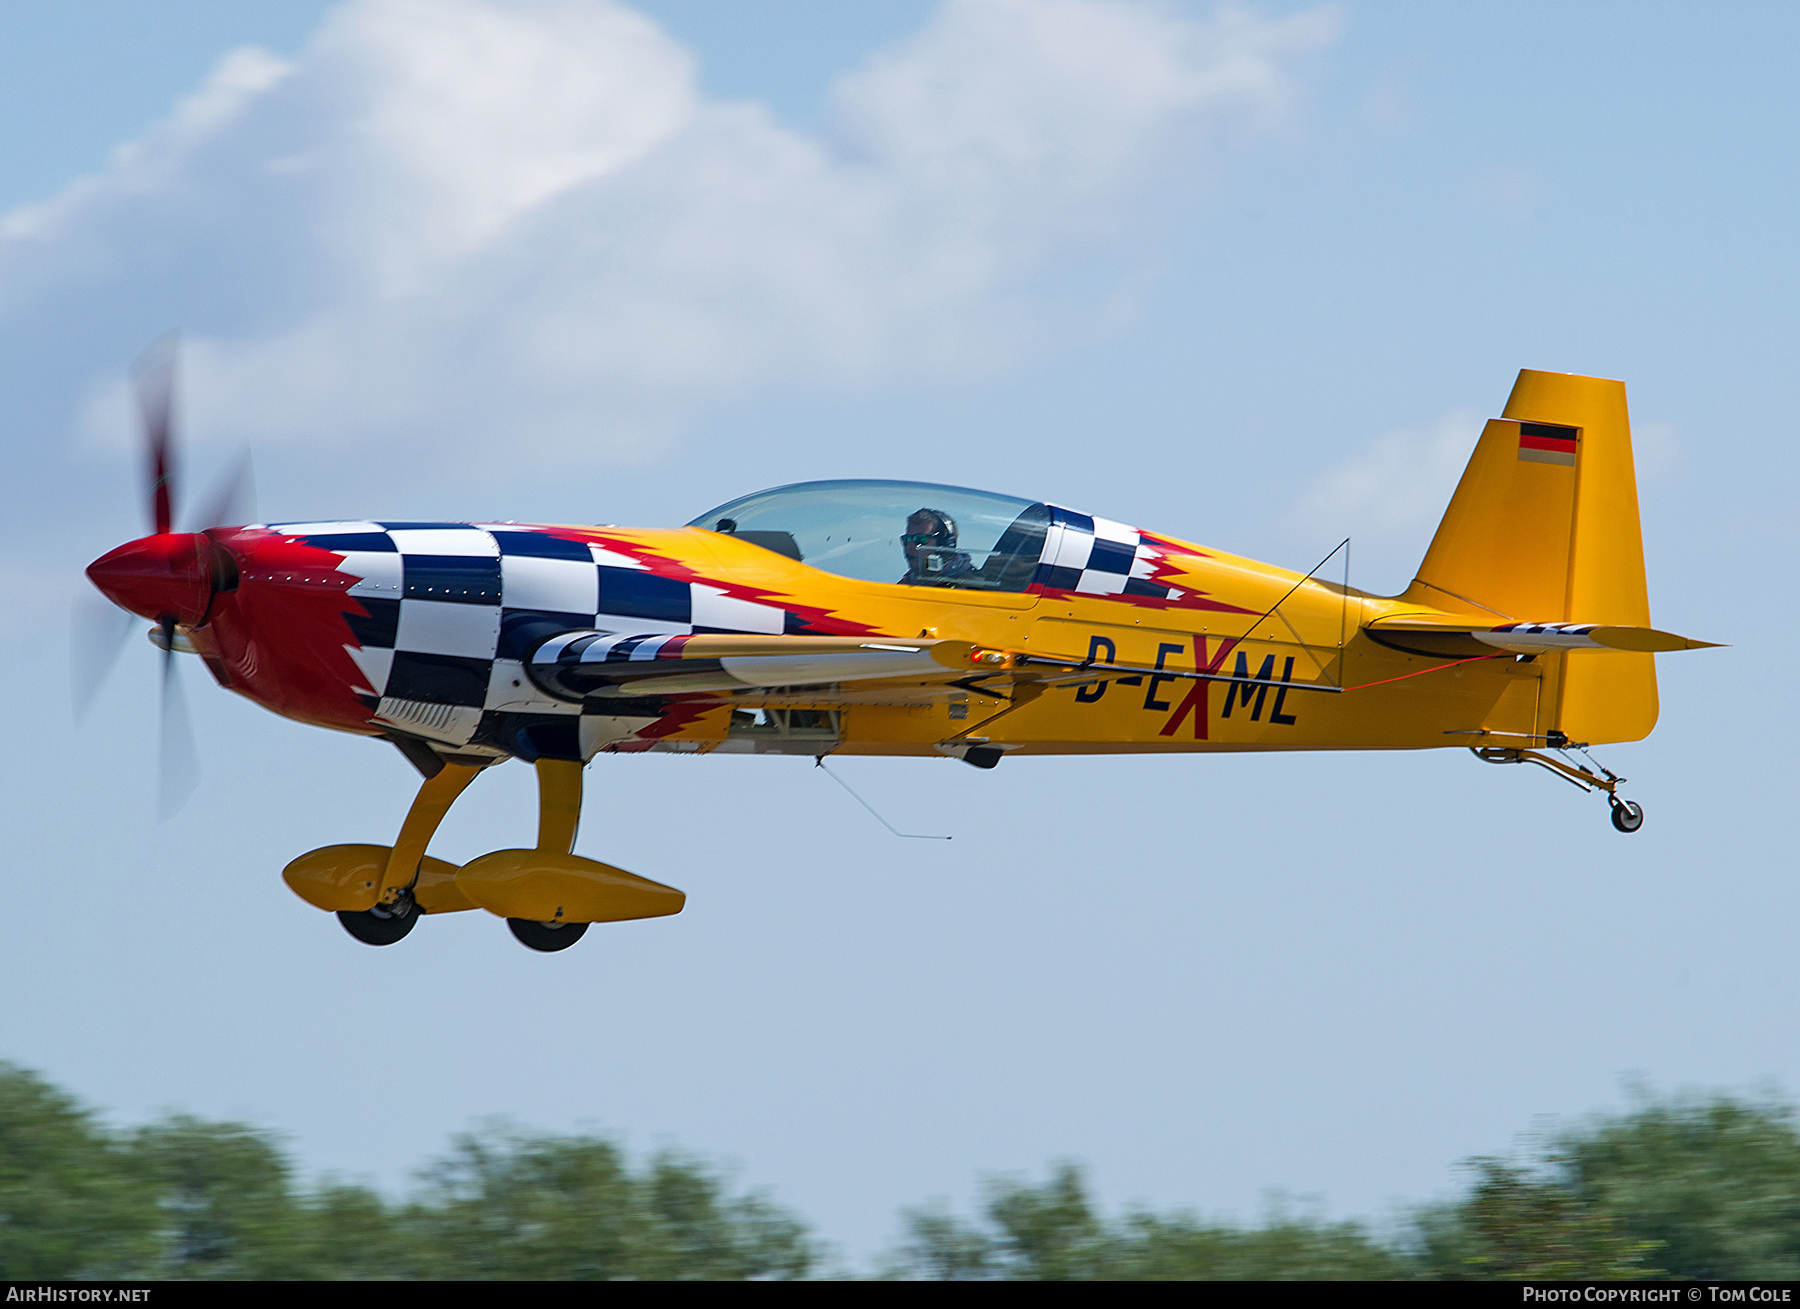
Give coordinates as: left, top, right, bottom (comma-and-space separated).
525, 630, 1353, 713
527, 631, 996, 704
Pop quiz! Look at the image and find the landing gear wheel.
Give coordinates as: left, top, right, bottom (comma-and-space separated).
508, 918, 589, 953
337, 902, 419, 946
1609, 798, 1645, 833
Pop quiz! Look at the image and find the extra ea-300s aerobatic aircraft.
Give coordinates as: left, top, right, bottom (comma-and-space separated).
84, 356, 1717, 952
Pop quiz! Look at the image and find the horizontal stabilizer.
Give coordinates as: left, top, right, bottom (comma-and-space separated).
1367, 616, 1720, 658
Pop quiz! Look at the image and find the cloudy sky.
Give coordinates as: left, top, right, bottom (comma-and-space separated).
2, 0, 1795, 1265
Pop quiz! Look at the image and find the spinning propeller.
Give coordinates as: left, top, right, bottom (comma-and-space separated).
79, 335, 256, 817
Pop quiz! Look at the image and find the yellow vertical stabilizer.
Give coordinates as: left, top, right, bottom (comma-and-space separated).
1403, 370, 1657, 743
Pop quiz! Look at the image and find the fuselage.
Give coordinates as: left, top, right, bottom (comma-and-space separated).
86, 495, 1567, 765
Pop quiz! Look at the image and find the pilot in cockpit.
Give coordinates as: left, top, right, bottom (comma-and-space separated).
901, 507, 975, 585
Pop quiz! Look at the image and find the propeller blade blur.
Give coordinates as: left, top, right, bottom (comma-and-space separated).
132, 333, 178, 536
188, 450, 257, 532
70, 592, 135, 721
158, 624, 200, 820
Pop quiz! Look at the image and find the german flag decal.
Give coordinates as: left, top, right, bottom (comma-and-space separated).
1518, 421, 1578, 466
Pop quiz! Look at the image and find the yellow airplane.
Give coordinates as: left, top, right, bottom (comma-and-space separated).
86, 367, 1716, 951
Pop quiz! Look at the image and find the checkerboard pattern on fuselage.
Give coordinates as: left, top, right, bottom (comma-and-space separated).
277, 509, 1180, 758
273, 521, 793, 755
1030, 508, 1185, 602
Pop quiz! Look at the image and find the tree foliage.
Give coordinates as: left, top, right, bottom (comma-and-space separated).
406, 1127, 811, 1279
0, 1066, 155, 1278
126, 1116, 311, 1279
0, 1063, 812, 1280
1556, 1095, 1800, 1280
1412, 1159, 1661, 1280
1409, 1094, 1800, 1281
888, 1162, 1405, 1280
8, 1058, 1800, 1280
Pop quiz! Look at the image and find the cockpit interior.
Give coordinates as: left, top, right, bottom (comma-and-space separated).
689, 479, 1053, 592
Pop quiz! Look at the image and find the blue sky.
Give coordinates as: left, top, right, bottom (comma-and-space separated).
2, 0, 1795, 1266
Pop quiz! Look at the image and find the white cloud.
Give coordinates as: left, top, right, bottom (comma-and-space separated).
1631, 419, 1681, 481
5, 0, 1340, 466
0, 47, 294, 247
1287, 408, 1687, 594
313, 0, 696, 289
1466, 163, 1543, 223
1287, 408, 1479, 594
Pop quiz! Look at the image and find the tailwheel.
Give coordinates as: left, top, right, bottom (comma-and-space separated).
508, 918, 589, 953
1470, 739, 1645, 834
1610, 797, 1645, 833
337, 898, 419, 946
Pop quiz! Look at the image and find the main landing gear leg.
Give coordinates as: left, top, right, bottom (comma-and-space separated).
455, 760, 683, 946
505, 760, 591, 953
1470, 737, 1644, 834
336, 762, 484, 945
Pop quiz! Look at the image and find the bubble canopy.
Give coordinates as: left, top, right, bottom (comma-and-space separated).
687, 479, 1052, 592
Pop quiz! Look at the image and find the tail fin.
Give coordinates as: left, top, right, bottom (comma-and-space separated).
1403, 370, 1657, 743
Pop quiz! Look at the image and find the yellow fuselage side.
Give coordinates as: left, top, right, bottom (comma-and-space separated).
584, 525, 1561, 757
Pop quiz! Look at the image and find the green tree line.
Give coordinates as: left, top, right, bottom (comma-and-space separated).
4, 1062, 1800, 1279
